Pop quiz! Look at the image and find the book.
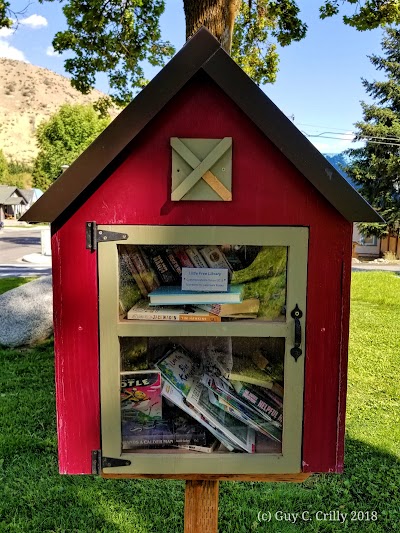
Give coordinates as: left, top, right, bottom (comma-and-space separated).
162, 382, 236, 451
138, 246, 161, 289
122, 404, 208, 450
199, 246, 232, 271
196, 298, 260, 318
120, 371, 162, 420
119, 245, 148, 298
186, 380, 256, 453
155, 346, 200, 397
148, 284, 244, 306
221, 246, 245, 271
185, 246, 209, 268
127, 245, 159, 292
146, 246, 179, 284
127, 300, 221, 322
172, 246, 194, 268
165, 248, 183, 277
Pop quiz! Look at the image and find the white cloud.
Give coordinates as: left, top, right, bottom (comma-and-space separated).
312, 141, 330, 152
19, 14, 48, 29
0, 40, 28, 62
0, 27, 14, 38
46, 45, 60, 57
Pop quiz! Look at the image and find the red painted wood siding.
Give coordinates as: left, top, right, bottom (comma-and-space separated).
53, 75, 352, 474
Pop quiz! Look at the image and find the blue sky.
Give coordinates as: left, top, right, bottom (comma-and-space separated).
0, 0, 385, 154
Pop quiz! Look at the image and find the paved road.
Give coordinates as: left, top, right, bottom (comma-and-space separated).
0, 228, 52, 277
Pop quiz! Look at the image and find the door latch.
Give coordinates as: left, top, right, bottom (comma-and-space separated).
290, 304, 303, 362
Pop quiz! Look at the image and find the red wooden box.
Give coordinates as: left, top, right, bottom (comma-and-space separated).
22, 29, 380, 477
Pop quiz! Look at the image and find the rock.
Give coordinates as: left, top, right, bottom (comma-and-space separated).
0, 276, 53, 347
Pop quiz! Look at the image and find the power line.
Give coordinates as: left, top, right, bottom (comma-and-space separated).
302, 132, 400, 147
295, 122, 400, 144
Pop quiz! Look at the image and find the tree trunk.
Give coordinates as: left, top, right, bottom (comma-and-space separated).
183, 0, 242, 54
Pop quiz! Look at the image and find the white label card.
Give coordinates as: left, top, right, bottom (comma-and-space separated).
181, 268, 229, 292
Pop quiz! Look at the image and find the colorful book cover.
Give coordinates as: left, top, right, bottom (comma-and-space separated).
127, 300, 221, 322
155, 346, 200, 397
120, 371, 162, 420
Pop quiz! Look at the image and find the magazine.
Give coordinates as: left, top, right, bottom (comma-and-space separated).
186, 381, 256, 453
202, 374, 282, 441
207, 388, 282, 442
155, 345, 200, 397
161, 381, 237, 451
121, 371, 162, 420
232, 381, 284, 425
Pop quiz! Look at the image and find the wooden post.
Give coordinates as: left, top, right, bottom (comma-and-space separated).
184, 480, 219, 533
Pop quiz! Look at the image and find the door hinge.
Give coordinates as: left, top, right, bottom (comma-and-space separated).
86, 222, 128, 252
91, 450, 132, 474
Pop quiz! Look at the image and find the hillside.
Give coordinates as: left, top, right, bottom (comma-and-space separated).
0, 58, 118, 162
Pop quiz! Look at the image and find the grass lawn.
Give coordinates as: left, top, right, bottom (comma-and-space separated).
0, 272, 399, 532
0, 277, 37, 296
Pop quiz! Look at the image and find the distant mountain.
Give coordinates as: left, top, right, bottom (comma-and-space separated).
323, 152, 356, 188
0, 58, 119, 162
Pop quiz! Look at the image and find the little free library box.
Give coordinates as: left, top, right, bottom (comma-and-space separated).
22, 29, 381, 480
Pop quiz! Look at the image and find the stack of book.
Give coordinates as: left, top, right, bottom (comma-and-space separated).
120, 244, 261, 321
121, 344, 284, 453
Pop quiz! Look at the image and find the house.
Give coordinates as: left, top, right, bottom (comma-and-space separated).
0, 185, 42, 220
353, 225, 399, 259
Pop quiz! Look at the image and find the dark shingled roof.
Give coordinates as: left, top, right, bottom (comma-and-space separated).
21, 28, 382, 224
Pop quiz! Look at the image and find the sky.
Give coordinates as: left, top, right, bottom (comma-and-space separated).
0, 0, 386, 154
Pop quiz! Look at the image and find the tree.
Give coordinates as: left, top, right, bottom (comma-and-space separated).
345, 28, 400, 238
1, 1, 399, 108
32, 104, 110, 191
0, 149, 9, 184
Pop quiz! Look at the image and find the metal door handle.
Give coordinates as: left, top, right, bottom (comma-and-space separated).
290, 304, 303, 362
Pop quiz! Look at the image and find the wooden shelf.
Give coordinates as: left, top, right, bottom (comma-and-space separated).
117, 319, 288, 338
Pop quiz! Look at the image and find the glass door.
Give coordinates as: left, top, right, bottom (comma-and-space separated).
98, 226, 308, 475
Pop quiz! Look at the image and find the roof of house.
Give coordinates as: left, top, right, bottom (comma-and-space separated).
0, 185, 17, 204
20, 28, 382, 224
18, 189, 35, 204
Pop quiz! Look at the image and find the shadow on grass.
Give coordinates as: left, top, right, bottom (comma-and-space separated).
218, 438, 400, 533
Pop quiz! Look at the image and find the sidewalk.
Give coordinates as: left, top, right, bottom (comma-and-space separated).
22, 253, 52, 266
